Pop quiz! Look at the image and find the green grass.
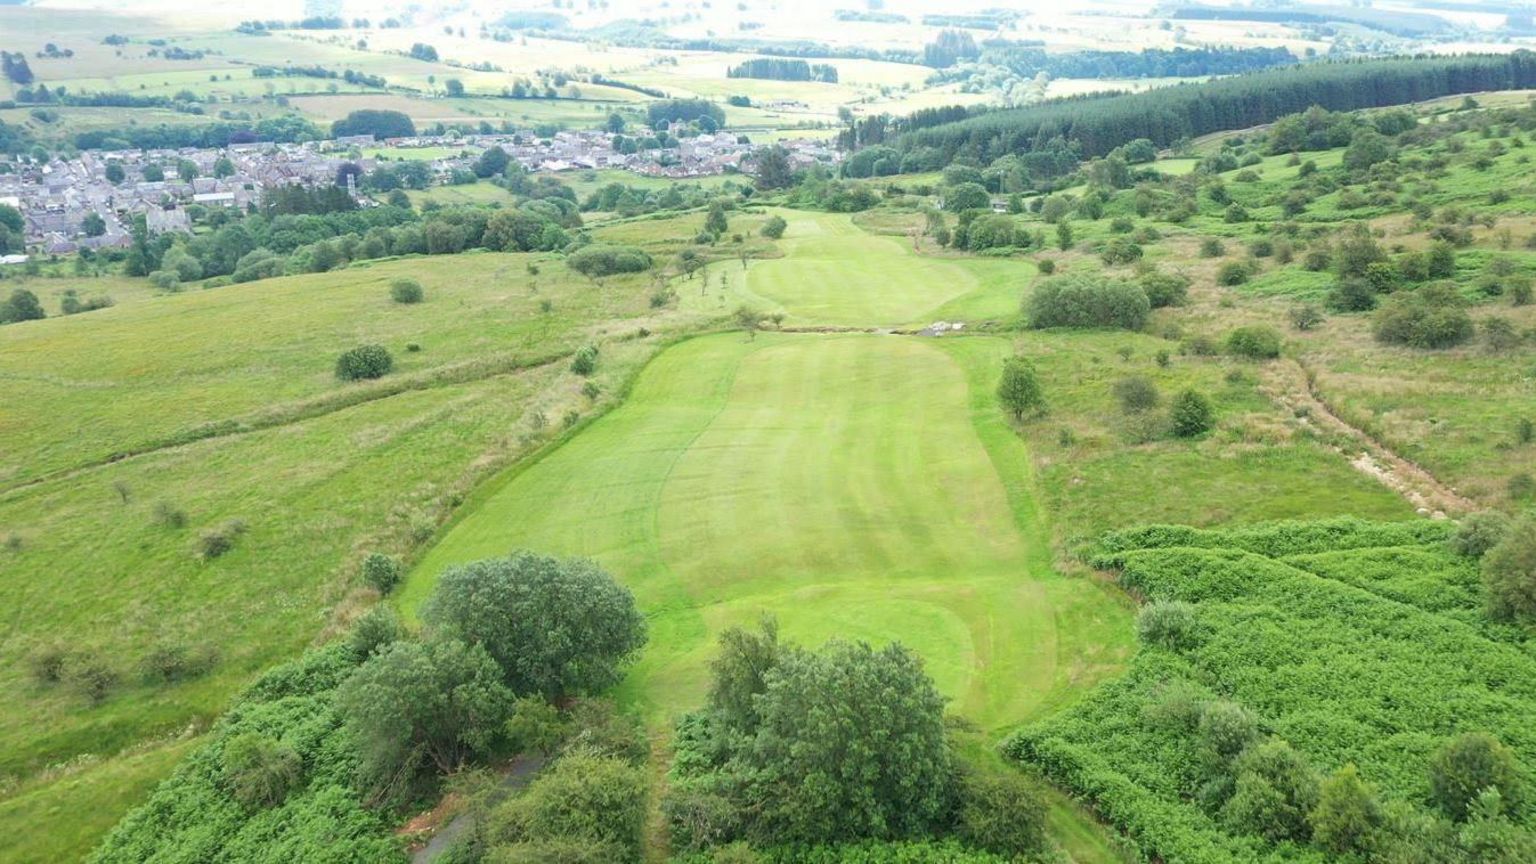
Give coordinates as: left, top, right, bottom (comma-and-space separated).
741, 210, 1026, 327
0, 251, 702, 862
1010, 330, 1418, 552
401, 332, 1134, 730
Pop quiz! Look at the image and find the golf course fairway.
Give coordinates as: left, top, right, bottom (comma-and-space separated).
400, 331, 1131, 729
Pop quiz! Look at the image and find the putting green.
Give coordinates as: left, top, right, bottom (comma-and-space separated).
744, 212, 994, 327
401, 332, 1130, 729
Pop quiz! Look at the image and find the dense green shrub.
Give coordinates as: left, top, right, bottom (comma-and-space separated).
1139, 269, 1189, 308
1100, 237, 1144, 265
335, 344, 394, 381
1482, 518, 1536, 621
389, 277, 424, 304
761, 215, 787, 239
1136, 600, 1198, 650
350, 606, 403, 660
571, 345, 599, 376
1308, 764, 1382, 856
1170, 389, 1214, 437
955, 773, 1048, 858
1373, 284, 1473, 349
221, 733, 303, 808
1429, 732, 1523, 822
1028, 274, 1150, 331
361, 552, 402, 594
484, 753, 648, 863
1113, 376, 1160, 413
1451, 512, 1510, 559
1225, 326, 1282, 359
567, 244, 652, 278
1216, 260, 1252, 286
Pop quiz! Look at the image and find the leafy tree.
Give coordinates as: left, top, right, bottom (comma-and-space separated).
213, 157, 235, 179
444, 78, 465, 97
760, 215, 787, 239
473, 146, 509, 178
755, 146, 793, 190
1429, 732, 1523, 822
1309, 763, 1382, 856
349, 605, 403, 659
944, 182, 989, 212
337, 638, 513, 797
744, 639, 954, 842
141, 163, 165, 182
1171, 389, 1214, 437
82, 212, 107, 237
997, 356, 1046, 420
1344, 128, 1393, 171
567, 245, 652, 278
389, 278, 424, 304
361, 552, 402, 594
1, 288, 45, 324
335, 344, 394, 380
1452, 512, 1510, 559
704, 201, 729, 236
221, 733, 302, 808
1139, 269, 1189, 308
1137, 600, 1198, 650
1055, 220, 1074, 250
421, 552, 646, 698
1482, 518, 1536, 621
733, 306, 766, 340
105, 161, 125, 184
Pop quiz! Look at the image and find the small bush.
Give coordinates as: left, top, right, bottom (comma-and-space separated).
139, 641, 218, 684
389, 278, 424, 304
222, 733, 303, 809
1200, 238, 1226, 258
956, 773, 1049, 858
1139, 269, 1189, 308
335, 344, 394, 381
68, 655, 120, 705
1288, 305, 1324, 330
1216, 260, 1252, 286
198, 519, 247, 560
361, 552, 402, 594
1113, 376, 1160, 413
153, 501, 187, 529
1171, 389, 1215, 437
760, 215, 787, 239
1036, 258, 1055, 275
29, 643, 69, 685
571, 345, 599, 376
1226, 326, 1282, 359
1137, 600, 1199, 650
350, 605, 404, 659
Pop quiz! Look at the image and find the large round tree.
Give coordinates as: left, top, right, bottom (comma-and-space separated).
422, 552, 647, 698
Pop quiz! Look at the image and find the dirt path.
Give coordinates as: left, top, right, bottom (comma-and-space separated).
407, 755, 545, 864
1261, 358, 1476, 518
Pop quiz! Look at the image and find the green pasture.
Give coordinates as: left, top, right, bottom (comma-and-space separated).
400, 332, 1133, 730
0, 253, 663, 487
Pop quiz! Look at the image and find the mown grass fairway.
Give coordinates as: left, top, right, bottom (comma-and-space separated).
744, 211, 1022, 327
402, 332, 1133, 729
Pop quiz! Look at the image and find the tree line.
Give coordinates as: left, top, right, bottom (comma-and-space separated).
727, 58, 838, 83
877, 52, 1536, 165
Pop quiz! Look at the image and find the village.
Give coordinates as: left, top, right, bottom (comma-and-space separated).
0, 128, 839, 255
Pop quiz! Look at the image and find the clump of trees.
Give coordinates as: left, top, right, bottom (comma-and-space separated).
1028, 274, 1150, 331
566, 244, 652, 278
331, 109, 416, 140
663, 619, 1049, 859
1373, 283, 1473, 349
